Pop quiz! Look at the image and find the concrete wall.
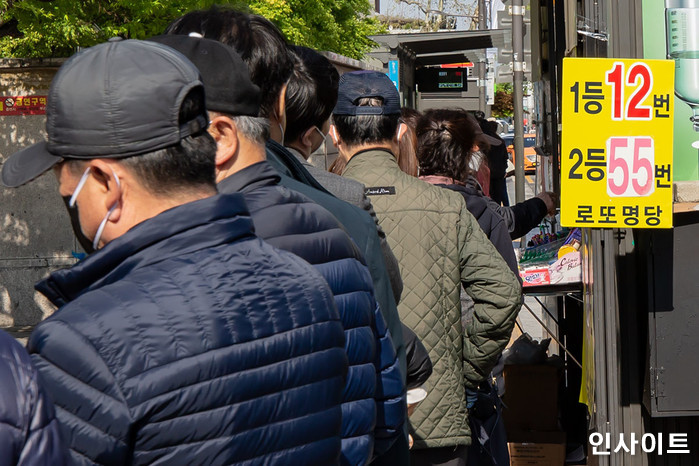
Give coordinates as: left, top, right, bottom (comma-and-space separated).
0, 59, 78, 333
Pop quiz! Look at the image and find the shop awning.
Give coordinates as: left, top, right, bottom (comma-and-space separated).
369, 29, 511, 66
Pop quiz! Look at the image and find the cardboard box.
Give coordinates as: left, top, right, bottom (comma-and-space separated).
508, 430, 566, 466
503, 365, 560, 432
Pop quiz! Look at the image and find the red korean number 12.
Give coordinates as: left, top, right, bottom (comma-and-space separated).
606, 62, 653, 121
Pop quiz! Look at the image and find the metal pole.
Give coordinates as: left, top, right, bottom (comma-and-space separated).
478, 0, 486, 113
521, 302, 583, 370
512, 0, 525, 203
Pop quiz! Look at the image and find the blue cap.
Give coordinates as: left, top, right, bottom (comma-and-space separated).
333, 71, 401, 116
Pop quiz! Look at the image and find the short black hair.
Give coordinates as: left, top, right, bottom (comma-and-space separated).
166, 7, 294, 119
415, 108, 477, 182
332, 97, 400, 147
285, 46, 339, 143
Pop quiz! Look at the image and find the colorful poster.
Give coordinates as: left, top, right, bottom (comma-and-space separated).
643, 0, 699, 181
561, 58, 674, 229
0, 96, 47, 115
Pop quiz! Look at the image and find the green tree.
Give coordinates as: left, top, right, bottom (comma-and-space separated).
491, 83, 514, 118
0, 0, 383, 59
250, 0, 383, 59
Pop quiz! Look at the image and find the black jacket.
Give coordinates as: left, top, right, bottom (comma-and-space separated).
402, 324, 432, 390
266, 140, 407, 382
218, 161, 405, 464
465, 176, 548, 240
0, 329, 66, 465
29, 193, 347, 465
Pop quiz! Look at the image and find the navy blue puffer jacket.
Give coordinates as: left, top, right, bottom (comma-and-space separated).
219, 161, 405, 465
0, 329, 66, 465
28, 193, 347, 465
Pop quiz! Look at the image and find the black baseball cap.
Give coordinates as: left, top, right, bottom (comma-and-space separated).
148, 34, 261, 117
467, 113, 502, 146
333, 71, 401, 116
1, 38, 208, 188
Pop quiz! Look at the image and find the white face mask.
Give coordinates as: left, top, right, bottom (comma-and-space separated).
313, 126, 328, 168
69, 166, 121, 251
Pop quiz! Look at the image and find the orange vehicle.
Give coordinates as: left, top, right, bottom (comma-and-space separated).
505, 133, 537, 174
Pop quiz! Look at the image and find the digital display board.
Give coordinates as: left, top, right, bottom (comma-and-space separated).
416, 68, 467, 92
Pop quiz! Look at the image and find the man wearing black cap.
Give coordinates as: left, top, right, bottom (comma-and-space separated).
149, 34, 406, 466
0, 38, 349, 465
331, 71, 522, 466
164, 8, 409, 394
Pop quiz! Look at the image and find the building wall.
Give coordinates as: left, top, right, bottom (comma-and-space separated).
0, 61, 78, 334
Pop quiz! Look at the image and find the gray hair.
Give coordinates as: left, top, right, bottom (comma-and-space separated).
231, 115, 270, 144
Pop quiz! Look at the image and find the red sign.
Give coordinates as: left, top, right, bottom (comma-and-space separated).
0, 96, 47, 116
440, 63, 474, 68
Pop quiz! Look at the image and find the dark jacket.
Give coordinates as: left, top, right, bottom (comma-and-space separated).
420, 177, 519, 278
486, 138, 509, 206
402, 324, 432, 390
287, 147, 403, 304
218, 161, 405, 465
29, 193, 347, 465
465, 176, 547, 239
486, 137, 508, 181
0, 329, 66, 465
266, 140, 407, 382
503, 196, 548, 239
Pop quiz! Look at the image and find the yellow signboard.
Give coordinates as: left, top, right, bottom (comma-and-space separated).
561, 58, 674, 228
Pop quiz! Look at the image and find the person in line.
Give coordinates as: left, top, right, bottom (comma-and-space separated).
479, 118, 510, 206
328, 107, 420, 181
398, 109, 557, 241
397, 108, 420, 178
165, 7, 408, 388
283, 45, 403, 305
1, 38, 347, 465
415, 109, 519, 277
464, 171, 558, 240
331, 71, 522, 466
0, 329, 66, 465
150, 33, 405, 465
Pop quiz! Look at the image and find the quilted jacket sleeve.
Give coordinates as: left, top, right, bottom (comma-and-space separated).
28, 319, 132, 466
457, 202, 522, 390
371, 301, 406, 457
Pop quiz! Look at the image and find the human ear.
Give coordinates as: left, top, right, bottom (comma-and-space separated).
396, 123, 408, 143
209, 116, 239, 168
275, 83, 288, 129
329, 125, 340, 147
88, 159, 123, 222
301, 126, 317, 150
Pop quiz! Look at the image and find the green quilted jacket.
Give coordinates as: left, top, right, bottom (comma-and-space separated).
343, 149, 522, 449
